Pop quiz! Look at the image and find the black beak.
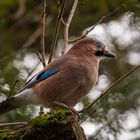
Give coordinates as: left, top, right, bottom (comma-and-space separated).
104, 50, 116, 58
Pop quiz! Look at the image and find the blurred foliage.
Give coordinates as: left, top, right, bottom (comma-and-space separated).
0, 0, 140, 139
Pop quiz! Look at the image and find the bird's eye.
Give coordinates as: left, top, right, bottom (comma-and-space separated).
95, 42, 101, 48
95, 50, 104, 56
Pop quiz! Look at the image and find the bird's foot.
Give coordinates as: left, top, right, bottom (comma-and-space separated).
53, 101, 81, 120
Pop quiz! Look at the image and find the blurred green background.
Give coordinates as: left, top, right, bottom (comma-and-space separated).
0, 0, 140, 139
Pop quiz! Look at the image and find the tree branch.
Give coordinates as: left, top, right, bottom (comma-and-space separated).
62, 0, 78, 55
0, 109, 87, 140
79, 64, 140, 113
14, 0, 26, 20
0, 122, 27, 127
23, 16, 52, 48
6, 79, 19, 100
48, 0, 67, 63
40, 0, 47, 67
38, 0, 47, 115
69, 4, 125, 43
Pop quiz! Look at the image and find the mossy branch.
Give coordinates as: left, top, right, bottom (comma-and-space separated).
0, 109, 86, 140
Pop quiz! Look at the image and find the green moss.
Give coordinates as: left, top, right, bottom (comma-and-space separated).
0, 130, 11, 140
0, 109, 76, 140
25, 109, 73, 139
31, 109, 71, 127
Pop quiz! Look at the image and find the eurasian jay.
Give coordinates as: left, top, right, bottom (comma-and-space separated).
0, 37, 115, 115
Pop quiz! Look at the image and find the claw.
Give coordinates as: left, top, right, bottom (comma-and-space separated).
53, 101, 81, 120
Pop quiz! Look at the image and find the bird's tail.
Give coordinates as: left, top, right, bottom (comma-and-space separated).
0, 97, 21, 115
0, 89, 39, 116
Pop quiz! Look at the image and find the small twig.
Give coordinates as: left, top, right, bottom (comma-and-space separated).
14, 0, 26, 20
39, 0, 47, 115
48, 0, 67, 63
57, 0, 61, 15
61, 18, 66, 25
23, 16, 52, 48
0, 122, 27, 127
41, 0, 47, 67
26, 61, 40, 80
23, 26, 41, 48
79, 65, 140, 113
62, 0, 78, 55
36, 52, 45, 114
58, 1, 66, 25
69, 4, 125, 43
80, 109, 96, 124
6, 79, 19, 100
36, 52, 46, 67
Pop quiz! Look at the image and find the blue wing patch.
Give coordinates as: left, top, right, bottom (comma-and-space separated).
17, 68, 59, 94
37, 68, 59, 80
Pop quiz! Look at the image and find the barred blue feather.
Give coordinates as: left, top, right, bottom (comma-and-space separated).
38, 68, 59, 80
17, 68, 59, 93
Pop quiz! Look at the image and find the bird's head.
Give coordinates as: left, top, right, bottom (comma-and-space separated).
68, 37, 115, 60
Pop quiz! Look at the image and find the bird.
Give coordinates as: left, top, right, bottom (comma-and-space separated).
0, 37, 115, 115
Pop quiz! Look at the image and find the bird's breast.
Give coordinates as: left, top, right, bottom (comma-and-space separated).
33, 56, 99, 107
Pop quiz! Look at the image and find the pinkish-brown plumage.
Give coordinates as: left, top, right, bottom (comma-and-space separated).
32, 37, 108, 107
0, 37, 115, 115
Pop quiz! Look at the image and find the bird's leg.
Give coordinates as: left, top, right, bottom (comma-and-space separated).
53, 101, 80, 120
